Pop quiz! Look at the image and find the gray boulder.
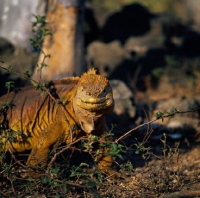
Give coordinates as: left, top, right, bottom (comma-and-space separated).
124, 33, 165, 57
154, 96, 200, 136
0, 0, 46, 50
86, 40, 131, 78
108, 80, 136, 128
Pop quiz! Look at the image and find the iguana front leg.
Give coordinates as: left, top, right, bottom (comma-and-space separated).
94, 122, 123, 177
94, 124, 116, 176
96, 137, 123, 178
96, 137, 113, 173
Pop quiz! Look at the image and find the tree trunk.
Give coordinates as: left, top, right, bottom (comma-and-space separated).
33, 0, 85, 81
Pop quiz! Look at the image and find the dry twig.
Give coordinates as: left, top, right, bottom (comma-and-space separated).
115, 107, 200, 143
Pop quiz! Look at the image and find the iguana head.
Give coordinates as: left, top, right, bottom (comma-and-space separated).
75, 68, 114, 112
73, 68, 114, 133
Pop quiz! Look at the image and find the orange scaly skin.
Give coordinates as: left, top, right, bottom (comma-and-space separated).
0, 69, 114, 174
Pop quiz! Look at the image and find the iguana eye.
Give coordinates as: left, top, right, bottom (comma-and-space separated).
81, 87, 84, 92
103, 88, 106, 93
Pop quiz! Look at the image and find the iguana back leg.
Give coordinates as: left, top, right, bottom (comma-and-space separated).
27, 121, 66, 168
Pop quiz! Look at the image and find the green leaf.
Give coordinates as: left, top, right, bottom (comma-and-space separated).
135, 149, 140, 154
23, 70, 32, 78
6, 65, 12, 71
80, 163, 89, 168
5, 81, 14, 90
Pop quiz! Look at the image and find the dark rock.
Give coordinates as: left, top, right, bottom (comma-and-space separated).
0, 37, 14, 55
181, 32, 200, 57
101, 3, 154, 44
84, 7, 99, 47
0, 48, 39, 96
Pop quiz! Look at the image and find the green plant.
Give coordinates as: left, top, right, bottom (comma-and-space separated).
30, 16, 51, 84
165, 55, 178, 67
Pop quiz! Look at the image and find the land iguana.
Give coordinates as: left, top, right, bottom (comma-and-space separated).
0, 68, 114, 175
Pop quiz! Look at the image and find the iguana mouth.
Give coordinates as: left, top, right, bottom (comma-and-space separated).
76, 97, 112, 111
80, 97, 106, 104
